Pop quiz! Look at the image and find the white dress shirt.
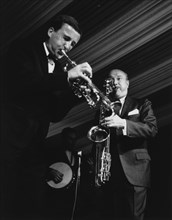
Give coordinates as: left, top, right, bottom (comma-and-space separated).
118, 96, 127, 135
43, 42, 55, 73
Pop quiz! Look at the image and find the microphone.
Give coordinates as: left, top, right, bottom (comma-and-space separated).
77, 151, 82, 178
77, 151, 82, 157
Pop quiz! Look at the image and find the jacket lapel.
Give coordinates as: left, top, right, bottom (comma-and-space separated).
34, 42, 48, 76
120, 96, 135, 118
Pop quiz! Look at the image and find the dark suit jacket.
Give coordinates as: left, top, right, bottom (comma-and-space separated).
94, 96, 158, 187
114, 96, 157, 187
1, 38, 79, 219
2, 38, 78, 160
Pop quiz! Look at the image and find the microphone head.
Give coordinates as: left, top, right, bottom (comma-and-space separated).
77, 151, 82, 157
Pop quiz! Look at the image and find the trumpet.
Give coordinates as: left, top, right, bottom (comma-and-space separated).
61, 49, 112, 110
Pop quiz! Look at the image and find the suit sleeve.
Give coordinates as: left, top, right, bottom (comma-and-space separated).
126, 99, 158, 138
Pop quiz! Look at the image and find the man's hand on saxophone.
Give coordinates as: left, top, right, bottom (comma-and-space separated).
102, 114, 125, 129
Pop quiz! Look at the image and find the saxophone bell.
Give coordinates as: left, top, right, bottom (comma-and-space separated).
87, 102, 114, 143
87, 125, 110, 143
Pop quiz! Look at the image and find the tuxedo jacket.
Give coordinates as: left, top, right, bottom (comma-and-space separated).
2, 38, 78, 161
95, 96, 158, 187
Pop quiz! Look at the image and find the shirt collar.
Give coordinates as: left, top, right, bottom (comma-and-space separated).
119, 96, 126, 106
43, 42, 49, 56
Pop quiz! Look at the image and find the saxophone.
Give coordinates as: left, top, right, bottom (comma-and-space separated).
89, 78, 115, 187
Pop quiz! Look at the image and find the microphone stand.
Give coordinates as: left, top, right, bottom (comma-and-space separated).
70, 151, 82, 220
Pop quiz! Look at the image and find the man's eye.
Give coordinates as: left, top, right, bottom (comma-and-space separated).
64, 36, 70, 41
71, 41, 76, 47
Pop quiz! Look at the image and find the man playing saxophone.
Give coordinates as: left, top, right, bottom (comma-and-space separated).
91, 69, 158, 220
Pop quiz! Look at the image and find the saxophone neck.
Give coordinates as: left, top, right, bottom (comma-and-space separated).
102, 96, 111, 106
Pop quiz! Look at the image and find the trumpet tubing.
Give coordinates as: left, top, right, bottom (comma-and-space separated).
61, 49, 112, 109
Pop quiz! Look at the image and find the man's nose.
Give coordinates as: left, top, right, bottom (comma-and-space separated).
64, 42, 72, 51
114, 78, 118, 85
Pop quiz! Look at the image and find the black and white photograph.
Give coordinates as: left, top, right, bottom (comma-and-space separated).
1, 1, 171, 220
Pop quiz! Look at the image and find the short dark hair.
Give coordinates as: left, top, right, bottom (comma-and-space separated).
49, 14, 81, 35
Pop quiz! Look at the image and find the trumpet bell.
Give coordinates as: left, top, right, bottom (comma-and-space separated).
87, 125, 110, 143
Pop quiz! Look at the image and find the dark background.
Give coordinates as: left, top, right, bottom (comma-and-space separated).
1, 0, 171, 219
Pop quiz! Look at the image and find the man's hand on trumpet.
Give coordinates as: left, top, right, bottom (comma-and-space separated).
67, 62, 92, 85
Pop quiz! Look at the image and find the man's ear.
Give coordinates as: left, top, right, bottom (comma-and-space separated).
47, 27, 54, 38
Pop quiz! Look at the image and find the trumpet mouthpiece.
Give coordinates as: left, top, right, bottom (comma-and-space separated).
58, 49, 65, 56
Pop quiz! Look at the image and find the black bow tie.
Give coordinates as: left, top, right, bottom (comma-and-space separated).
47, 53, 57, 62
